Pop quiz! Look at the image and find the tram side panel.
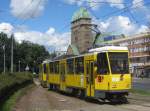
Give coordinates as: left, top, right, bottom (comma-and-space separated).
65, 57, 86, 89
48, 61, 60, 86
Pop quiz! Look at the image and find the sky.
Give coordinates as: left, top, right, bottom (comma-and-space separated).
0, 0, 150, 52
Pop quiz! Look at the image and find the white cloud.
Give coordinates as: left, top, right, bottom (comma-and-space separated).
137, 25, 149, 33
132, 0, 144, 8
93, 15, 149, 35
0, 22, 70, 52
14, 27, 70, 52
0, 22, 14, 36
10, 0, 47, 19
64, 0, 124, 10
46, 27, 55, 35
107, 0, 124, 9
132, 0, 150, 21
64, 0, 83, 5
88, 1, 101, 10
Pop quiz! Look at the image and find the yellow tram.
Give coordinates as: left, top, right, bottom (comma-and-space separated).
39, 61, 49, 87
39, 46, 131, 102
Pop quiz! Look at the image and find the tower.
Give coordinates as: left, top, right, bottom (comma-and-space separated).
67, 7, 93, 55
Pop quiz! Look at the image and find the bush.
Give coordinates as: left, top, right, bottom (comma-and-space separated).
0, 72, 33, 105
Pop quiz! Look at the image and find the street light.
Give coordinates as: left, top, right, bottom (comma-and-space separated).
11, 34, 14, 74
1, 28, 14, 74
0, 42, 6, 74
3, 45, 5, 74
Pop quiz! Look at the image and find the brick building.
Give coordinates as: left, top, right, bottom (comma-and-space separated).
67, 7, 93, 55
107, 33, 150, 77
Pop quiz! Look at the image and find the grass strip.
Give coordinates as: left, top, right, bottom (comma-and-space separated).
0, 84, 34, 111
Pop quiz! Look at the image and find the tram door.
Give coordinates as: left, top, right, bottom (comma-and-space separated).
86, 61, 94, 97
60, 62, 66, 91
43, 64, 48, 81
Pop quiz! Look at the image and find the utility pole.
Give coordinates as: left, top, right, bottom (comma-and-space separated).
3, 45, 5, 74
11, 34, 14, 74
19, 60, 20, 72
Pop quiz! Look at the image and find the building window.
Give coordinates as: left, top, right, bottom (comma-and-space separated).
85, 33, 90, 37
75, 36, 78, 41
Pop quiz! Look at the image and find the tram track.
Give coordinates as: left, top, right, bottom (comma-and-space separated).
128, 97, 150, 104
14, 79, 150, 111
128, 98, 150, 108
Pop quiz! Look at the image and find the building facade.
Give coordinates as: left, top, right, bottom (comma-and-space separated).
108, 33, 150, 77
67, 7, 93, 55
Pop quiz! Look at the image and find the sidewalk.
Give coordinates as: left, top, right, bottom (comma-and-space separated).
133, 77, 150, 81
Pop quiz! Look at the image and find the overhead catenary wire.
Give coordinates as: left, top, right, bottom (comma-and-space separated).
12, 0, 35, 25
19, 0, 43, 25
101, 1, 150, 21
75, 0, 126, 4
124, 3, 139, 25
2, 0, 43, 32
56, 0, 150, 37
87, 0, 150, 34
57, 0, 126, 33
89, 0, 145, 19
0, 0, 35, 34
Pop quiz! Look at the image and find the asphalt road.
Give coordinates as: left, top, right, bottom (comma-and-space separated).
132, 78, 150, 92
13, 79, 150, 111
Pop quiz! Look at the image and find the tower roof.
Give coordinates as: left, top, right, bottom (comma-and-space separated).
68, 44, 80, 55
72, 7, 91, 22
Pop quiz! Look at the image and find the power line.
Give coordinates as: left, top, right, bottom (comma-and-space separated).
55, 1, 145, 36
62, 1, 150, 36
93, 0, 144, 19
57, 23, 70, 33
19, 0, 43, 25
1, 0, 41, 27
124, 3, 138, 24
85, 1, 150, 36
75, 0, 126, 4
88, 1, 150, 25
12, 0, 34, 24
89, 0, 137, 19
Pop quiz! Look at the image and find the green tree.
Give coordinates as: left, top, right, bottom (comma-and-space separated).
0, 32, 50, 73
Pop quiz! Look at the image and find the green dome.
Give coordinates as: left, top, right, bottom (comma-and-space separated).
72, 7, 91, 22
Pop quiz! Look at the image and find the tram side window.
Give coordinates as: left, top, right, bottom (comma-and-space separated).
97, 53, 109, 74
67, 59, 74, 74
49, 62, 54, 73
54, 61, 59, 74
75, 57, 84, 74
43, 64, 47, 74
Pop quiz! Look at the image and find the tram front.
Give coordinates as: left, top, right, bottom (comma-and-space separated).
94, 46, 131, 102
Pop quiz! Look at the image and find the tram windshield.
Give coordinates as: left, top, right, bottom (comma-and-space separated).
108, 52, 129, 74
97, 53, 110, 74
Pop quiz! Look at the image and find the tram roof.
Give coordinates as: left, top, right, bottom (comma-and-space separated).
89, 46, 128, 53
43, 46, 128, 63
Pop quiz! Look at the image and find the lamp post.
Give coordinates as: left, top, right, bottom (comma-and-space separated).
19, 60, 21, 72
3, 45, 5, 74
0, 42, 6, 74
1, 28, 14, 74
11, 34, 14, 74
